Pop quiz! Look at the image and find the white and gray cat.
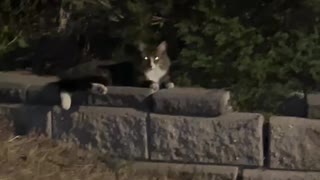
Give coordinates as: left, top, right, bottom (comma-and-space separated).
51, 41, 174, 110
137, 41, 175, 91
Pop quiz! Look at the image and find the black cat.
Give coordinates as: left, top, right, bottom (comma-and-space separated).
52, 41, 175, 110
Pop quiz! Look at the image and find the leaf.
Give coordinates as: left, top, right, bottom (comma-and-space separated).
17, 38, 28, 48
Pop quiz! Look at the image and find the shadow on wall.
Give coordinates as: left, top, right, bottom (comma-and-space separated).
277, 94, 308, 118
1, 105, 52, 136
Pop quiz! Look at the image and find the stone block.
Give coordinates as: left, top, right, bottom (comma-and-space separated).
0, 104, 52, 135
0, 104, 17, 117
0, 72, 59, 103
0, 71, 57, 85
307, 93, 320, 119
120, 162, 238, 180
151, 88, 232, 117
0, 82, 27, 103
269, 116, 320, 170
52, 106, 148, 160
88, 86, 153, 110
0, 104, 19, 127
243, 169, 320, 180
149, 112, 264, 166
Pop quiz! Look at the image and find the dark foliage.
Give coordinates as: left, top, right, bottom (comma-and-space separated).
1, 0, 320, 113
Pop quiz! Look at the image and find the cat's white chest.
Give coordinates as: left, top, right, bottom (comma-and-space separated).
145, 67, 167, 83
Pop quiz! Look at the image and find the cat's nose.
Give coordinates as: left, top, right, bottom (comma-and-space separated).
150, 65, 156, 69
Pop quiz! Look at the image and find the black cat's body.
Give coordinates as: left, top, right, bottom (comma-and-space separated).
51, 75, 110, 92
49, 75, 109, 110
52, 41, 174, 110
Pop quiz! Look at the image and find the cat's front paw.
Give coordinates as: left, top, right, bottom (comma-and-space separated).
150, 82, 160, 92
165, 82, 175, 89
90, 83, 108, 95
60, 91, 72, 110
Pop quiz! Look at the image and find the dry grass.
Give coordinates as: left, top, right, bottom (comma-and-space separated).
0, 119, 116, 180
0, 119, 202, 180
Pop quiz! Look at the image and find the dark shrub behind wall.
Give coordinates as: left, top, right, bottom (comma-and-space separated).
1, 0, 320, 114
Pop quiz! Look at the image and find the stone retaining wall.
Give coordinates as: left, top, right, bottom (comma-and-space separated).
1, 72, 320, 180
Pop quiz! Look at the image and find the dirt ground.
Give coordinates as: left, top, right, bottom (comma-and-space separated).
0, 118, 200, 180
0, 83, 205, 180
0, 118, 128, 180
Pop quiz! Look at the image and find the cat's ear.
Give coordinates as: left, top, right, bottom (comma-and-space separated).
157, 41, 167, 53
138, 42, 146, 52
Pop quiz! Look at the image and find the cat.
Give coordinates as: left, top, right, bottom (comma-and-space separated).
49, 75, 110, 110
50, 41, 174, 110
136, 41, 175, 91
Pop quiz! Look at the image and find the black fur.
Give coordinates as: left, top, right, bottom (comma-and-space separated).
50, 75, 110, 93
96, 61, 135, 86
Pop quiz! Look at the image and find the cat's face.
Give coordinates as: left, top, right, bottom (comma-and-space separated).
139, 41, 169, 70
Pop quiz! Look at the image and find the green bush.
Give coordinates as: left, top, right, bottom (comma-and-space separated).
0, 0, 30, 58
173, 0, 320, 112
2, 0, 320, 113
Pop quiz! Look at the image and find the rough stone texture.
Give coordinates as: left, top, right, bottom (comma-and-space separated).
269, 116, 320, 170
0, 104, 17, 117
12, 105, 52, 135
88, 86, 153, 110
149, 112, 264, 166
52, 106, 148, 160
120, 162, 238, 180
0, 82, 27, 103
0, 71, 57, 85
0, 71, 57, 103
307, 93, 320, 119
151, 88, 232, 117
243, 169, 320, 180
0, 104, 19, 127
0, 104, 51, 135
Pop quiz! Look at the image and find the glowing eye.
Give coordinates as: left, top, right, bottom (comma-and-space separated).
155, 56, 159, 60
144, 56, 148, 60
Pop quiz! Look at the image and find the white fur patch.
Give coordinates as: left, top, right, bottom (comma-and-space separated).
150, 82, 160, 92
145, 66, 167, 83
166, 82, 175, 89
60, 91, 72, 110
90, 83, 108, 95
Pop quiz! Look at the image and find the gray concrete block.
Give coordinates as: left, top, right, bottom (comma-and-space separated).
0, 104, 52, 135
149, 112, 264, 166
151, 88, 232, 117
269, 116, 320, 170
0, 104, 19, 127
0, 72, 57, 103
120, 162, 238, 180
0, 71, 57, 85
88, 86, 153, 110
52, 106, 148, 160
0, 82, 27, 103
307, 93, 320, 119
243, 169, 320, 180
0, 104, 17, 117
